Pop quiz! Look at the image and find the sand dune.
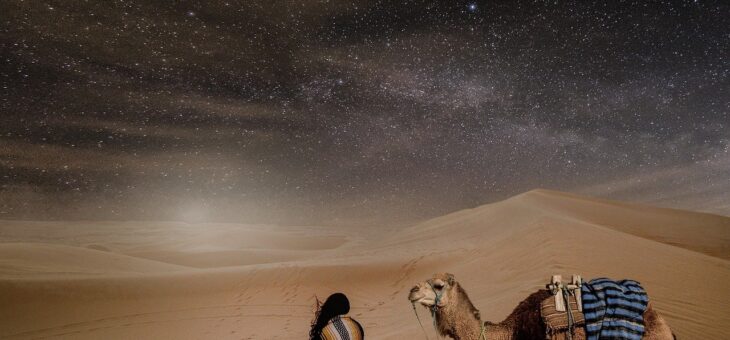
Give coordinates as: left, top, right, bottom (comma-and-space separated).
1, 189, 729, 339
0, 243, 189, 278
519, 189, 730, 259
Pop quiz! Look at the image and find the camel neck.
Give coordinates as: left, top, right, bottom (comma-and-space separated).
431, 282, 521, 340
434, 304, 484, 340
483, 322, 514, 340
436, 306, 516, 340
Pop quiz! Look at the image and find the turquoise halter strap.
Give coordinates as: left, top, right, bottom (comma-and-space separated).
410, 280, 444, 340
427, 281, 443, 313
426, 280, 445, 332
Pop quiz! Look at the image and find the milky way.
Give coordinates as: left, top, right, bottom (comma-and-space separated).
1, 1, 728, 225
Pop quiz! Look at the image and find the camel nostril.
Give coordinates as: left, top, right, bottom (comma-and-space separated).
410, 286, 420, 293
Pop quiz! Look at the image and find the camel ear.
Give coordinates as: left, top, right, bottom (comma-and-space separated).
446, 273, 455, 285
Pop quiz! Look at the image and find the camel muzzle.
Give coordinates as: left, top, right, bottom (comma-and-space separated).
408, 286, 427, 303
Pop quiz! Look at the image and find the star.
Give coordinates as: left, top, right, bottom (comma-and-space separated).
467, 3, 477, 12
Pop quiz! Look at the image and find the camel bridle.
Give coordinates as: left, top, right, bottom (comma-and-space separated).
410, 279, 487, 340
427, 280, 444, 316
410, 279, 442, 340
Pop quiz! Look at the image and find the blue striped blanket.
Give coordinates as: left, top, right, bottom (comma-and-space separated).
581, 278, 649, 340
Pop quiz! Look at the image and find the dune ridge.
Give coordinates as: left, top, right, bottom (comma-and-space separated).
1, 189, 729, 339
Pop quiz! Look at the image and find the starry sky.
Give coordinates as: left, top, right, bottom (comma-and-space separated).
1, 1, 728, 225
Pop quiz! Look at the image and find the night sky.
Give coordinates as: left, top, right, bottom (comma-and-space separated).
1, 1, 728, 225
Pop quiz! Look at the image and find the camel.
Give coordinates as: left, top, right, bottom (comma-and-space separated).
408, 273, 675, 340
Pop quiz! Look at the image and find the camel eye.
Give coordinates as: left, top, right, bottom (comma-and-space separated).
433, 283, 444, 289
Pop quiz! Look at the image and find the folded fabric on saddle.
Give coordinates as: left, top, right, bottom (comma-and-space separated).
581, 278, 649, 340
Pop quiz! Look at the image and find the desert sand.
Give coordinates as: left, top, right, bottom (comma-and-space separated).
1, 189, 729, 339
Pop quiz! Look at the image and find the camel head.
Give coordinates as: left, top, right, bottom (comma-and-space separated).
408, 272, 458, 309
409, 273, 483, 338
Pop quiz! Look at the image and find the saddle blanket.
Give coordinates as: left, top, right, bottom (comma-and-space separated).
581, 278, 649, 340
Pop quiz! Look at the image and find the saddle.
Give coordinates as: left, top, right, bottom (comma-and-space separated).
540, 275, 586, 340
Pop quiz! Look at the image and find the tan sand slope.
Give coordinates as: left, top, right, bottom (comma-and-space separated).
0, 189, 729, 339
519, 189, 730, 259
0, 243, 189, 278
0, 221, 350, 269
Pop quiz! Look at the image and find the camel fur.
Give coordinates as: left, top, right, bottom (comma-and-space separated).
408, 273, 675, 340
